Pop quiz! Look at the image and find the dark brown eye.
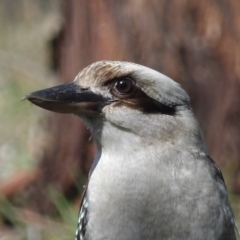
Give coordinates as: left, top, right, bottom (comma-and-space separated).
114, 78, 134, 95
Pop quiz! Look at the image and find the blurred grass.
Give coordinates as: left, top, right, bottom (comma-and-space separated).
0, 192, 77, 240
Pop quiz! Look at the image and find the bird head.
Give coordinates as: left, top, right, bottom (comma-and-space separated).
25, 61, 202, 149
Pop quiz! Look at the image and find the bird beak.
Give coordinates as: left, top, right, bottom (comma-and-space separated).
24, 82, 110, 115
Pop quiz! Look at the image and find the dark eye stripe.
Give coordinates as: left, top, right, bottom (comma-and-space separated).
117, 97, 177, 115
135, 98, 177, 115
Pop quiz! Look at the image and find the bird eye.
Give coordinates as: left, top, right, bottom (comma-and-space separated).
114, 78, 134, 95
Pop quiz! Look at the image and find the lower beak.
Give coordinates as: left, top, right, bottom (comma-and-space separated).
24, 82, 110, 114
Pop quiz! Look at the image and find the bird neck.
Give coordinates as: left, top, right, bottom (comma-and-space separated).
86, 110, 206, 176
99, 111, 205, 155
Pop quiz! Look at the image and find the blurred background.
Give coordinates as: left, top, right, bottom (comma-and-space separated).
0, 0, 240, 239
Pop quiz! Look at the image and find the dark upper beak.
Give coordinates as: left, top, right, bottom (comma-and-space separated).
24, 82, 111, 114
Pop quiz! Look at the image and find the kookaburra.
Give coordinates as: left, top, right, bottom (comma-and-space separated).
25, 61, 237, 240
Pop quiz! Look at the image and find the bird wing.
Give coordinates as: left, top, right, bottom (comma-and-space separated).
75, 186, 88, 240
207, 155, 239, 237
